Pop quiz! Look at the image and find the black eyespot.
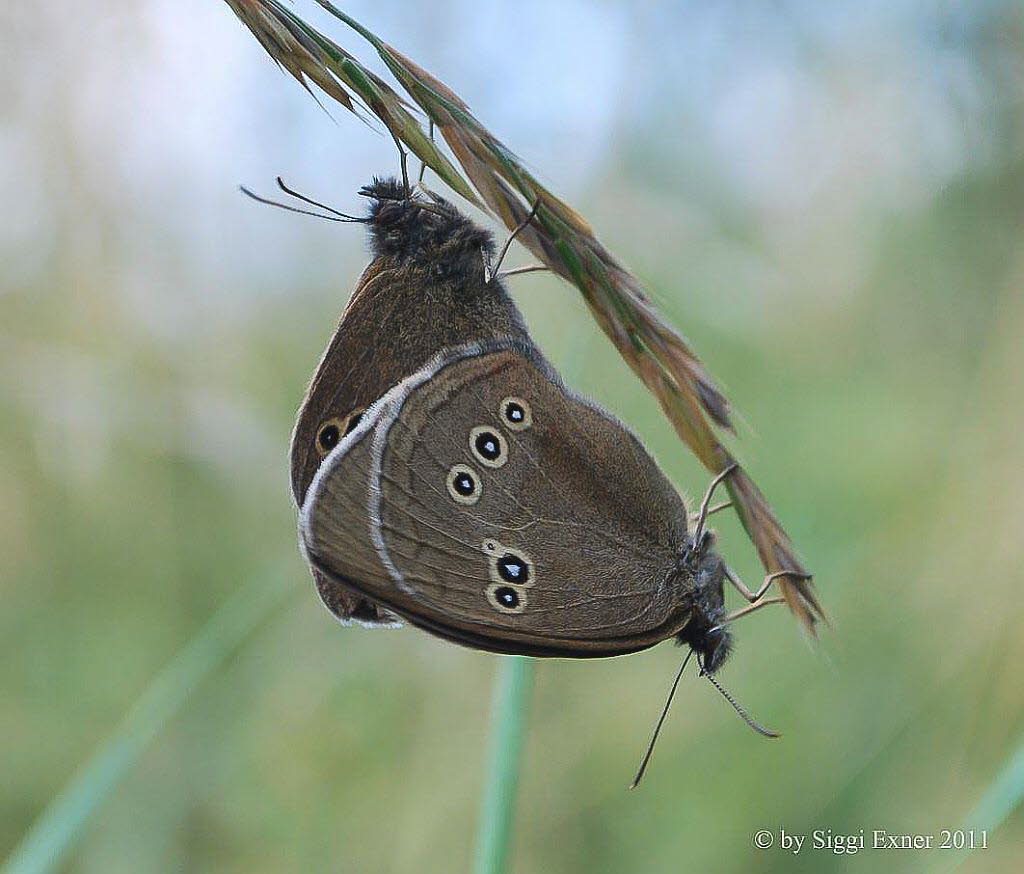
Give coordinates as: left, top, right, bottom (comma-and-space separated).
486, 581, 526, 613
497, 553, 530, 584
447, 464, 481, 504
316, 408, 366, 457
498, 396, 532, 431
475, 431, 501, 460
470, 426, 508, 467
494, 586, 519, 609
318, 424, 340, 452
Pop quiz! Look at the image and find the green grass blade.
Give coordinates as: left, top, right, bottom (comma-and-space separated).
2, 568, 292, 874
939, 740, 1024, 871
473, 656, 534, 874
968, 741, 1024, 828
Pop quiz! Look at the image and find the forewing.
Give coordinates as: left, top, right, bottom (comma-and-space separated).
290, 262, 407, 505
292, 262, 422, 626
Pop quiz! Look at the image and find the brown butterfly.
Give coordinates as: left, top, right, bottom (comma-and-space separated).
271, 177, 804, 675
243, 175, 818, 782
278, 176, 534, 627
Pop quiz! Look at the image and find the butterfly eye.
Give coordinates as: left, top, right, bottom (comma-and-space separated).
486, 583, 526, 614
470, 426, 508, 468
446, 464, 481, 505
499, 396, 532, 431
316, 408, 366, 457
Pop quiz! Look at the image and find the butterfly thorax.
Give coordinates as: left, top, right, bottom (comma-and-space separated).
674, 531, 733, 673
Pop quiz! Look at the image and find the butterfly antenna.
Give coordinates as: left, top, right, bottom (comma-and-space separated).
239, 185, 364, 223
274, 177, 366, 221
630, 649, 694, 789
699, 658, 780, 739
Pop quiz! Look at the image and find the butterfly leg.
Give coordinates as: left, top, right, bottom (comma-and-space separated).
688, 500, 732, 526
497, 263, 549, 280
692, 463, 738, 540
724, 565, 813, 603
417, 119, 434, 185
485, 198, 543, 283
717, 567, 809, 628
389, 129, 411, 198
721, 596, 786, 625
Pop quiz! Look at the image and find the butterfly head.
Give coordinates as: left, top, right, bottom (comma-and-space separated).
360, 177, 494, 277
675, 530, 733, 674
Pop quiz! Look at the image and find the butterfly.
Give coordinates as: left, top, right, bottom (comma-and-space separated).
270, 177, 806, 674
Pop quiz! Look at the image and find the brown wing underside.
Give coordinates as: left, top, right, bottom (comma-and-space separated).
290, 261, 532, 627
299, 407, 405, 627
303, 342, 694, 656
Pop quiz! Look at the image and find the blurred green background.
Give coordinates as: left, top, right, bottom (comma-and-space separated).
3, 1, 1023, 872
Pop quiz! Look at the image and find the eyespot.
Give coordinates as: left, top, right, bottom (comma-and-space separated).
316, 408, 366, 457
345, 409, 365, 433
446, 464, 481, 505
499, 396, 532, 431
486, 583, 526, 614
484, 544, 534, 588
317, 421, 341, 454
496, 553, 530, 584
470, 426, 508, 468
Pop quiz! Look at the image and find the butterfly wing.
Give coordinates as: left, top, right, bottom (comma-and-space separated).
290, 263, 415, 626
297, 393, 410, 627
291, 259, 532, 626
291, 263, 416, 504
303, 341, 693, 657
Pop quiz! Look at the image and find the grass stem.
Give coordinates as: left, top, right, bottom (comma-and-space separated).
473, 656, 534, 874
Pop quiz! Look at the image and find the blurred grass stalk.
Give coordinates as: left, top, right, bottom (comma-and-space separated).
941, 740, 1024, 872
1, 570, 291, 874
473, 656, 534, 874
